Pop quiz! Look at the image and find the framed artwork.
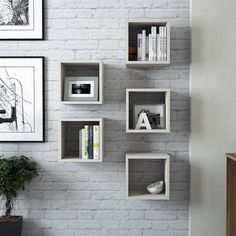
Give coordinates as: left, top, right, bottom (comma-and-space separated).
133, 104, 165, 129
64, 77, 98, 102
0, 0, 44, 40
0, 57, 44, 142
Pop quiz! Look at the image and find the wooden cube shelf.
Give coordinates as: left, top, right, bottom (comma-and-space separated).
126, 19, 170, 67
126, 88, 170, 133
60, 61, 104, 104
126, 153, 170, 200
59, 118, 104, 162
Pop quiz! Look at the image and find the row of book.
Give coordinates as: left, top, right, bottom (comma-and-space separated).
79, 125, 100, 159
137, 26, 168, 62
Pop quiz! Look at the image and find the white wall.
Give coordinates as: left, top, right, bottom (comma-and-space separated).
190, 0, 236, 235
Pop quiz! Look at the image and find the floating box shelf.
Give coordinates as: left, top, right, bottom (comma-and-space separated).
126, 19, 170, 67
126, 88, 170, 133
59, 118, 104, 162
126, 153, 170, 200
60, 61, 104, 104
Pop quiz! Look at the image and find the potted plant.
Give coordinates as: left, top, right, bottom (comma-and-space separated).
0, 156, 38, 236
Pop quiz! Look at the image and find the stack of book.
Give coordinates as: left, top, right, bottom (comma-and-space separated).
137, 26, 167, 62
79, 125, 100, 160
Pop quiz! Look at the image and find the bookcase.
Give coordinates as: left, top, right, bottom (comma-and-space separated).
126, 153, 170, 200
60, 61, 104, 104
126, 19, 170, 67
126, 88, 170, 133
59, 118, 104, 162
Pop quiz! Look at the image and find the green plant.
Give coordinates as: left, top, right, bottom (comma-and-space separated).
0, 156, 38, 217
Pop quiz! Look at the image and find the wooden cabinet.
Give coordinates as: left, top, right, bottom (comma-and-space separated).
226, 153, 236, 236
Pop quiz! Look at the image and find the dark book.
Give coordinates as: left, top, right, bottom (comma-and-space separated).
88, 125, 93, 159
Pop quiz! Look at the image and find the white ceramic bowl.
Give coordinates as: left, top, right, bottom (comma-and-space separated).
147, 181, 164, 194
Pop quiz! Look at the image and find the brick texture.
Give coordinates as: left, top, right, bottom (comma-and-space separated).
0, 0, 190, 235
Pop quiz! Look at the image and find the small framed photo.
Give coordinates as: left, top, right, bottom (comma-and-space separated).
0, 57, 44, 142
64, 77, 98, 102
133, 104, 165, 129
0, 0, 44, 40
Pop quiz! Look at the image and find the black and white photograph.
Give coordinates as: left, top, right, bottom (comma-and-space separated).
0, 0, 43, 39
134, 104, 165, 129
64, 77, 98, 102
0, 57, 44, 141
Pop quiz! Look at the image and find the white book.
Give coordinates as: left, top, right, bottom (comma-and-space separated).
148, 34, 153, 61
137, 34, 142, 61
79, 129, 82, 158
93, 125, 100, 159
151, 26, 157, 61
141, 30, 146, 61
163, 27, 167, 61
82, 126, 89, 159
157, 34, 161, 61
159, 27, 163, 61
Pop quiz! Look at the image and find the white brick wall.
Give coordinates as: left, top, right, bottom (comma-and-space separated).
0, 0, 190, 235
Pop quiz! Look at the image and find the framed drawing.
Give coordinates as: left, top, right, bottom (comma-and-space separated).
0, 57, 44, 142
64, 77, 99, 102
0, 0, 44, 40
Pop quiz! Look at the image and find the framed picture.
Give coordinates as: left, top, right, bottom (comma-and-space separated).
64, 77, 98, 102
0, 57, 44, 142
0, 0, 44, 40
133, 104, 165, 129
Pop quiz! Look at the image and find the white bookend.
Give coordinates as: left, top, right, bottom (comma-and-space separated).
141, 30, 146, 61
82, 126, 89, 159
148, 34, 153, 61
137, 34, 142, 61
79, 129, 82, 158
157, 34, 161, 61
151, 26, 157, 61
93, 125, 100, 159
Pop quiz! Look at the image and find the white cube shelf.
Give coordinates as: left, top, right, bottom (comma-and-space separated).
60, 61, 104, 104
126, 153, 170, 200
59, 118, 104, 162
126, 19, 170, 67
126, 88, 170, 133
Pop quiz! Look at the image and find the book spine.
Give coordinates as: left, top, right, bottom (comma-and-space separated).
164, 27, 167, 61
93, 125, 100, 159
157, 34, 161, 61
137, 34, 142, 61
141, 30, 146, 61
148, 34, 152, 61
151, 27, 157, 61
160, 27, 163, 61
79, 129, 82, 158
82, 127, 88, 159
145, 35, 149, 61
88, 126, 93, 159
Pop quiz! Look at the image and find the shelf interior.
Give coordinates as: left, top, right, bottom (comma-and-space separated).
128, 91, 167, 130
128, 22, 167, 61
128, 159, 166, 197
61, 120, 100, 160
61, 63, 100, 102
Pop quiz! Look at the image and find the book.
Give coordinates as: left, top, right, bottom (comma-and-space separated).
82, 126, 89, 159
93, 125, 100, 159
157, 34, 161, 61
88, 126, 93, 159
160, 27, 164, 61
137, 33, 142, 61
79, 129, 82, 158
151, 27, 157, 61
163, 27, 167, 61
145, 35, 149, 61
141, 30, 146, 61
148, 34, 152, 61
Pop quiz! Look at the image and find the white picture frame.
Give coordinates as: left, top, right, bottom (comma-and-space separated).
0, 0, 44, 40
0, 57, 44, 142
64, 77, 98, 102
